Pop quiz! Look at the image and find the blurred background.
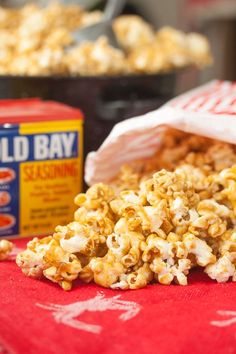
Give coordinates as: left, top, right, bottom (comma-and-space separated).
1, 0, 236, 154
2, 0, 236, 89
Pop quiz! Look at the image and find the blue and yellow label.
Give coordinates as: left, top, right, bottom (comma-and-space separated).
0, 119, 83, 237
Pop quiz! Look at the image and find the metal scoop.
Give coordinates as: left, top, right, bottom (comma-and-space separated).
72, 0, 126, 48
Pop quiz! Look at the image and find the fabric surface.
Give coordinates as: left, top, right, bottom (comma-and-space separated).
0, 237, 235, 354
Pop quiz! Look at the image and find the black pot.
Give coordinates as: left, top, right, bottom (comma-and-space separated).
0, 73, 177, 156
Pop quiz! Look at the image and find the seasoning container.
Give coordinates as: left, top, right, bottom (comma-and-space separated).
0, 98, 83, 238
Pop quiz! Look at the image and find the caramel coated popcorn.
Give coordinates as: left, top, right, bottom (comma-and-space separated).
16, 236, 82, 290
0, 3, 212, 76
0, 239, 13, 261
65, 37, 127, 76
128, 26, 212, 74
17, 130, 236, 290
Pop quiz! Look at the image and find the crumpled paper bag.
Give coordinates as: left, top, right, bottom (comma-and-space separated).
85, 80, 236, 185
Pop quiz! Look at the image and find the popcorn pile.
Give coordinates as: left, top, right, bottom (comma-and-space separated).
16, 130, 236, 290
0, 2, 212, 76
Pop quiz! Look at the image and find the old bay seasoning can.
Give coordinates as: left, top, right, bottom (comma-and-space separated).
0, 98, 83, 238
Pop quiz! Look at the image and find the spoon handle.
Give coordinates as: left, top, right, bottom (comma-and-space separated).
103, 0, 126, 22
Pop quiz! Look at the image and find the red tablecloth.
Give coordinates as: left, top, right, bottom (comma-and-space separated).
0, 237, 235, 354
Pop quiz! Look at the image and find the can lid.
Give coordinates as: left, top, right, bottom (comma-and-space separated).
0, 98, 83, 124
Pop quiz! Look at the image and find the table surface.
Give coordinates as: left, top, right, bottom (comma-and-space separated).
0, 237, 235, 354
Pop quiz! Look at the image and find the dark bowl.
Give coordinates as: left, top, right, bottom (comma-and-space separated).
0, 72, 178, 156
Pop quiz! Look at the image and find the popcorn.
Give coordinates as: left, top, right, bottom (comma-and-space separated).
111, 263, 153, 289
89, 252, 125, 288
16, 236, 53, 278
43, 242, 81, 291
205, 229, 236, 282
128, 43, 169, 74
183, 233, 216, 266
152, 258, 191, 286
186, 33, 213, 67
113, 15, 155, 52
0, 239, 13, 261
64, 37, 127, 76
16, 236, 82, 290
205, 253, 236, 283
17, 130, 236, 290
128, 26, 213, 74
0, 3, 212, 76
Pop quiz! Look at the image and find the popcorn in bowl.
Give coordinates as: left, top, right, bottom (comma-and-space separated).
64, 37, 128, 76
0, 2, 212, 76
